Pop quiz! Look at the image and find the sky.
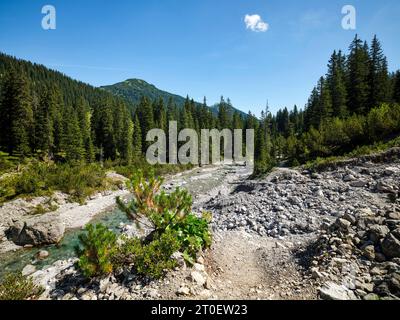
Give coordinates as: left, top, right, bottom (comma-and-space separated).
0, 0, 400, 116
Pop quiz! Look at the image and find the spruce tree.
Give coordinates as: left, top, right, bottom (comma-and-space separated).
34, 89, 54, 155
61, 106, 85, 162
368, 35, 390, 110
75, 97, 95, 162
347, 35, 370, 115
132, 114, 142, 159
326, 50, 348, 117
136, 96, 154, 152
393, 71, 400, 104
0, 69, 34, 157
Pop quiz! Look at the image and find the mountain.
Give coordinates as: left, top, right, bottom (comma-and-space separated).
101, 78, 247, 117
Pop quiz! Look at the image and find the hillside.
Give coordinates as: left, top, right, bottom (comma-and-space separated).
101, 78, 247, 117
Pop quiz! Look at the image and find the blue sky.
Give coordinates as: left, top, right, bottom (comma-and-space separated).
0, 0, 399, 115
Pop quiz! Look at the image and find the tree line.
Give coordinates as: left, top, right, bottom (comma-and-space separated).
0, 53, 253, 165
254, 35, 400, 174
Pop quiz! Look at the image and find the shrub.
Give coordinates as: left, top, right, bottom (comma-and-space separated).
0, 272, 43, 300
76, 224, 118, 278
113, 229, 181, 279
0, 161, 108, 204
173, 212, 212, 262
117, 170, 212, 264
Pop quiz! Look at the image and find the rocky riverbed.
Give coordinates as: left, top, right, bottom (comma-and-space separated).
1, 148, 399, 300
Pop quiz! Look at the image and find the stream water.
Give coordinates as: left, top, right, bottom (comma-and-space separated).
0, 164, 249, 280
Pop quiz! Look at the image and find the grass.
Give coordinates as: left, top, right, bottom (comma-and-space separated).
0, 157, 194, 205
0, 272, 43, 300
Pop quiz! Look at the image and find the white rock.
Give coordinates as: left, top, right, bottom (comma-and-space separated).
22, 264, 37, 276
319, 282, 357, 300
191, 271, 206, 286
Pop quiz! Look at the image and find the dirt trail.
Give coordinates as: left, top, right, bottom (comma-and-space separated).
178, 165, 318, 300
205, 231, 317, 300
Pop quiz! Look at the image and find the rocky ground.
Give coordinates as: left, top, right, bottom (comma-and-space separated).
0, 173, 129, 254
2, 148, 400, 300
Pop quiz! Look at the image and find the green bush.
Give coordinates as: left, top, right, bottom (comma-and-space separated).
117, 170, 212, 266
113, 229, 181, 279
76, 224, 118, 278
0, 272, 43, 300
0, 161, 108, 204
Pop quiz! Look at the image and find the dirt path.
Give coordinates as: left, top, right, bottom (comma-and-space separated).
206, 231, 318, 300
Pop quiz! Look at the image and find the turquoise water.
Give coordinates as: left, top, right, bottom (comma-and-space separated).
0, 207, 130, 280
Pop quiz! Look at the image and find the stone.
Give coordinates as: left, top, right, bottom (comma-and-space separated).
177, 287, 190, 296
22, 264, 37, 276
384, 167, 398, 176
319, 282, 357, 300
191, 271, 206, 286
337, 218, 351, 231
6, 215, 65, 246
171, 252, 186, 268
382, 232, 400, 259
342, 213, 356, 225
146, 289, 158, 299
362, 245, 376, 261
368, 225, 390, 243
37, 250, 49, 260
194, 263, 205, 272
351, 180, 368, 188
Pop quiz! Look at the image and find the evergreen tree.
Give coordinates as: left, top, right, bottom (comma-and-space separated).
93, 97, 116, 160
132, 114, 142, 159
34, 89, 54, 156
326, 50, 348, 117
136, 96, 154, 153
347, 35, 371, 115
0, 69, 34, 157
393, 71, 400, 104
218, 96, 230, 129
368, 35, 390, 110
61, 106, 85, 162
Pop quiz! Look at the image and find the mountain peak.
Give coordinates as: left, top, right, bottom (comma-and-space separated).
101, 78, 246, 117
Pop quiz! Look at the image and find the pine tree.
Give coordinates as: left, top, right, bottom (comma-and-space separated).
34, 89, 54, 155
75, 97, 94, 162
393, 71, 400, 104
132, 114, 142, 159
93, 97, 116, 160
318, 77, 333, 120
136, 96, 154, 152
326, 50, 348, 117
218, 96, 230, 129
347, 35, 371, 115
368, 35, 390, 110
0, 69, 34, 157
61, 106, 85, 162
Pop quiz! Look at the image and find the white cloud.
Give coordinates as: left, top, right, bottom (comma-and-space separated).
244, 14, 269, 32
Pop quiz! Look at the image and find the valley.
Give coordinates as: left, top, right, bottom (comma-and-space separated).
1, 148, 399, 300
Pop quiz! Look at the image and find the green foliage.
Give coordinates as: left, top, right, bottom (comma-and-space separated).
113, 230, 180, 279
117, 170, 212, 265
76, 224, 118, 278
0, 272, 43, 300
172, 212, 213, 261
0, 160, 108, 204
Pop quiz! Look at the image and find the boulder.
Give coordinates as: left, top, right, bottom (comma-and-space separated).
368, 225, 390, 243
382, 231, 400, 259
22, 264, 37, 276
319, 282, 357, 300
6, 214, 65, 246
